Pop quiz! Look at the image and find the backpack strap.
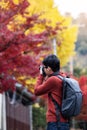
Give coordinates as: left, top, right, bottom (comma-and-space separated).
57, 75, 66, 81
48, 93, 61, 122
56, 75, 67, 100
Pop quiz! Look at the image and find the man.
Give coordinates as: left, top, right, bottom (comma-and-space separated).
34, 54, 70, 130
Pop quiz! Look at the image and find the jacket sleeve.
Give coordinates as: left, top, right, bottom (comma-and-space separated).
34, 75, 55, 96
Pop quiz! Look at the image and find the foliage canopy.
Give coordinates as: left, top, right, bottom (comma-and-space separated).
0, 0, 77, 93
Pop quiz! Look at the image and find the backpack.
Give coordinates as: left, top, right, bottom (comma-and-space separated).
49, 75, 83, 120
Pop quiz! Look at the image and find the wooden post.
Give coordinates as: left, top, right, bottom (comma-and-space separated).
29, 105, 33, 130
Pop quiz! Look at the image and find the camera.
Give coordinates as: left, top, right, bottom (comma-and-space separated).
39, 65, 46, 77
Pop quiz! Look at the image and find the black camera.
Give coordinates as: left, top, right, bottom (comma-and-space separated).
42, 66, 46, 77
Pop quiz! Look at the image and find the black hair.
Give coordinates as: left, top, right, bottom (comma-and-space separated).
42, 54, 60, 72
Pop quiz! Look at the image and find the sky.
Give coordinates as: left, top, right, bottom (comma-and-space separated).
54, 0, 87, 18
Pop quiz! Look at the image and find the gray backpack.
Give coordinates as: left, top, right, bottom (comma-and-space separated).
49, 75, 83, 119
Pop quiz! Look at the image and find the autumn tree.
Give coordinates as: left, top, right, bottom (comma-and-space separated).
0, 0, 78, 93
76, 76, 87, 121
0, 0, 61, 93
27, 0, 78, 66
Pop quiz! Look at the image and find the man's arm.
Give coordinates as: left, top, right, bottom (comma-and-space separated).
34, 76, 55, 96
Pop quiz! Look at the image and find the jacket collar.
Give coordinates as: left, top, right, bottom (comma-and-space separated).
49, 71, 59, 77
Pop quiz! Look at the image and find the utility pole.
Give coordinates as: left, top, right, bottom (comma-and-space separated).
53, 38, 57, 55
70, 56, 76, 129
70, 57, 73, 74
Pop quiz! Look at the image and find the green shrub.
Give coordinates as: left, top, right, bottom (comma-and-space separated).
32, 105, 46, 130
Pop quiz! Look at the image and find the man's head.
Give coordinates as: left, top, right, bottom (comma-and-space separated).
42, 54, 60, 75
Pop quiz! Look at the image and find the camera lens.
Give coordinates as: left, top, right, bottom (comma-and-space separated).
42, 67, 46, 76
